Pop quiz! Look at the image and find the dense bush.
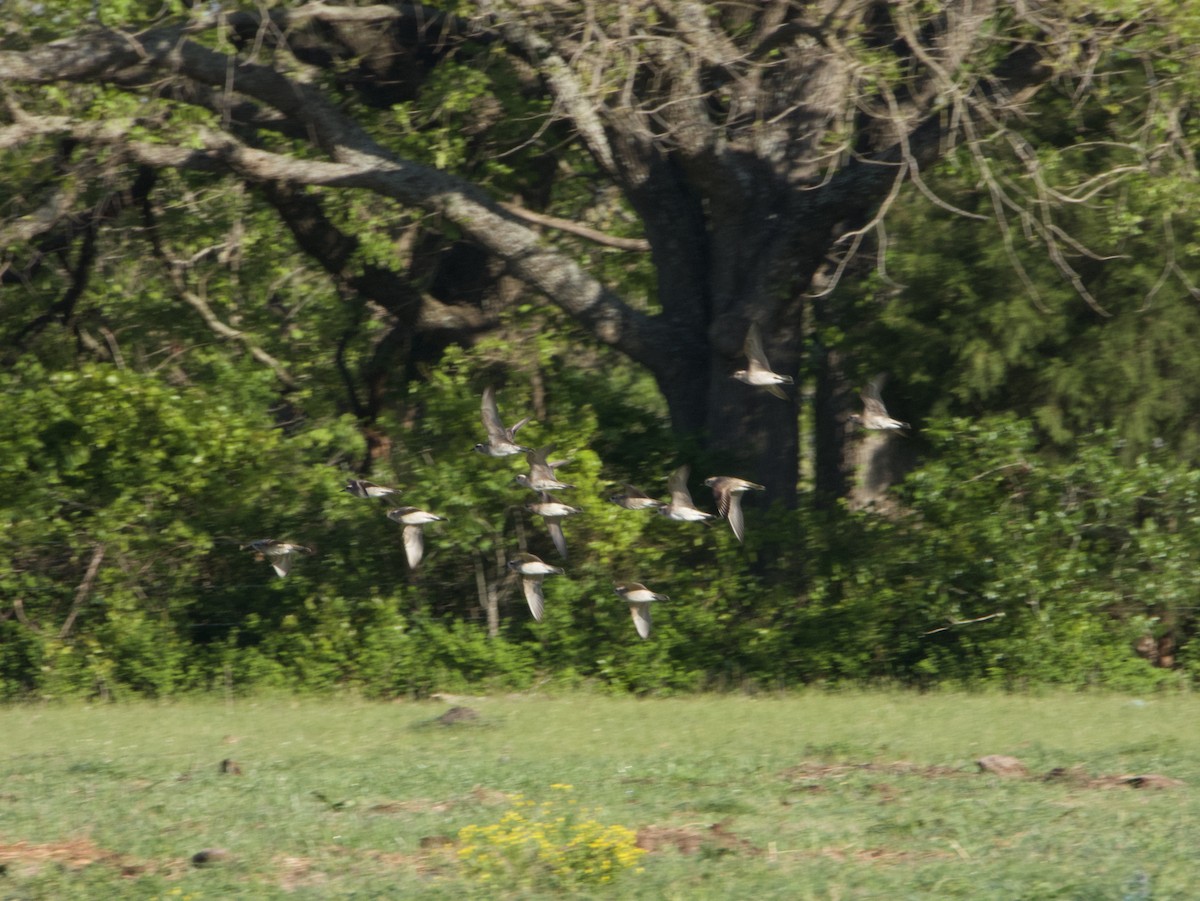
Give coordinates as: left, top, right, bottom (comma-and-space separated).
0, 352, 1189, 698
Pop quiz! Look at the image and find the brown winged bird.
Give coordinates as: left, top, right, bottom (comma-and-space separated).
614, 583, 670, 640
243, 539, 312, 578
608, 483, 664, 511
474, 385, 532, 457
704, 476, 765, 543
344, 479, 399, 500
732, 322, 793, 400
851, 374, 909, 430
515, 445, 575, 493
386, 506, 446, 569
526, 494, 583, 560
658, 465, 714, 523
507, 553, 564, 622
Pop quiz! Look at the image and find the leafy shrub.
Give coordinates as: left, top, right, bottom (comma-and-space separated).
457, 785, 645, 889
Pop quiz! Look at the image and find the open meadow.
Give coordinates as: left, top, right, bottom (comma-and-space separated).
1, 691, 1197, 899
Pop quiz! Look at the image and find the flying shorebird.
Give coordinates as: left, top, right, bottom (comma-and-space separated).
659, 465, 715, 523
608, 484, 664, 511
732, 322, 793, 400
507, 552, 564, 622
515, 445, 575, 493
614, 583, 670, 640
851, 374, 909, 430
386, 506, 446, 569
526, 494, 583, 560
474, 385, 533, 457
243, 539, 312, 578
704, 476, 765, 543
344, 479, 399, 500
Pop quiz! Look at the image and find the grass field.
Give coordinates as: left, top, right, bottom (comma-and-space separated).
1, 690, 1197, 899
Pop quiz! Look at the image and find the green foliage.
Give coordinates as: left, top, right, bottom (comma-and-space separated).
457, 785, 645, 889
803, 416, 1192, 690
8, 1, 1200, 698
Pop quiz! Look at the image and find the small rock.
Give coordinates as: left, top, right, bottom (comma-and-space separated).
1118, 774, 1184, 790
977, 755, 1028, 777
436, 706, 479, 725
191, 848, 230, 867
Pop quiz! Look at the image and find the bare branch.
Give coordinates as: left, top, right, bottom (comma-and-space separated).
498, 201, 650, 251
923, 611, 1006, 636
59, 544, 105, 640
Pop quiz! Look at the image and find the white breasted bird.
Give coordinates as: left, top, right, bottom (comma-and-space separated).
614, 582, 669, 639
344, 479, 399, 500
386, 506, 446, 569
659, 465, 714, 522
608, 484, 664, 511
243, 539, 312, 578
507, 552, 564, 622
515, 445, 575, 493
851, 374, 909, 430
526, 494, 583, 560
732, 322, 793, 400
704, 476, 765, 543
474, 385, 533, 457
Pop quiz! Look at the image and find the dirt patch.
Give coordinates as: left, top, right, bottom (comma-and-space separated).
780, 761, 964, 783
0, 838, 148, 878
274, 854, 329, 891
366, 785, 515, 816
637, 819, 759, 857
977, 755, 1028, 777
783, 846, 957, 865
367, 799, 455, 815
783, 758, 1183, 792
436, 706, 480, 725
468, 785, 517, 806
362, 844, 457, 877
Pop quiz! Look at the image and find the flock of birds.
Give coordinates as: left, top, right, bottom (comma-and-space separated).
244, 324, 909, 640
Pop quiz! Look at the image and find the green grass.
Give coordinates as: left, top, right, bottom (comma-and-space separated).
1, 691, 1197, 898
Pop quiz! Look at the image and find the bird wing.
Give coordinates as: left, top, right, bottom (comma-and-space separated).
630, 602, 652, 639
743, 322, 772, 372
525, 445, 555, 481
402, 525, 424, 569
709, 479, 733, 518
546, 519, 568, 560
481, 386, 510, 442
667, 465, 694, 507
726, 493, 746, 543
861, 374, 890, 417
522, 576, 545, 622
270, 552, 292, 578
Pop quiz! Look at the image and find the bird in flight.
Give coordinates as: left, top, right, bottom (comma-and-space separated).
704, 476, 765, 543
243, 539, 312, 578
851, 374, 909, 430
474, 385, 533, 457
344, 479, 399, 500
614, 582, 669, 639
659, 465, 714, 523
526, 494, 583, 560
507, 553, 564, 622
515, 446, 575, 493
387, 506, 446, 569
732, 322, 793, 400
608, 484, 664, 511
